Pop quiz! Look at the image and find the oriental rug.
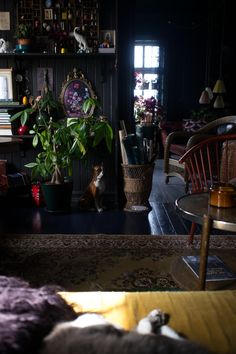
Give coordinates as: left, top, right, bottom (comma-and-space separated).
0, 234, 236, 291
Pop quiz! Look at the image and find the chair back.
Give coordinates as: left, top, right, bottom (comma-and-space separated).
179, 134, 236, 193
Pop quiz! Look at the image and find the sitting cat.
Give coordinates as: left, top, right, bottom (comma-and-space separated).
40, 308, 209, 354
78, 164, 105, 212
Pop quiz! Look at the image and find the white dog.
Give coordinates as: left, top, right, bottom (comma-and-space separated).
40, 309, 209, 354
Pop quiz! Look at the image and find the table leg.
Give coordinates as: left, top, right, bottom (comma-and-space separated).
199, 214, 212, 290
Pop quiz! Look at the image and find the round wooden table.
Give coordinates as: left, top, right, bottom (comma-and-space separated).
175, 192, 236, 290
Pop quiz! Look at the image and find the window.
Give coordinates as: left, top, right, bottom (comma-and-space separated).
134, 40, 164, 103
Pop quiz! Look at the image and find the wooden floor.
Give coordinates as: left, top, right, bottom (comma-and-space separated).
0, 159, 198, 235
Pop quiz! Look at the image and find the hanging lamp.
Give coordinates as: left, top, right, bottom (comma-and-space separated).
213, 95, 224, 108
199, 89, 210, 104
213, 79, 226, 93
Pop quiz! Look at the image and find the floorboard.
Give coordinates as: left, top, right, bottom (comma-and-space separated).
0, 159, 235, 236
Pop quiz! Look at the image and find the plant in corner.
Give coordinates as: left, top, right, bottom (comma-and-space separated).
10, 91, 113, 212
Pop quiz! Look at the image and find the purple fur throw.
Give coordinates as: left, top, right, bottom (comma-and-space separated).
0, 276, 77, 354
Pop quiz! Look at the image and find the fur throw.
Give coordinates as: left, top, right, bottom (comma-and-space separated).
0, 276, 77, 354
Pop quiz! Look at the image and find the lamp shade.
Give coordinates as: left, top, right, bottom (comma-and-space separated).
199, 89, 210, 104
213, 95, 224, 108
213, 79, 226, 93
205, 87, 213, 100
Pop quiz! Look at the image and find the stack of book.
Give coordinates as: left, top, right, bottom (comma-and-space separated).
0, 108, 12, 136
0, 101, 20, 136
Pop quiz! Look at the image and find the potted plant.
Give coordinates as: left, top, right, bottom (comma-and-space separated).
10, 90, 113, 212
15, 23, 33, 52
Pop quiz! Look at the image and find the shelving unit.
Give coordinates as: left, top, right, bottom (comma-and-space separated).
16, 0, 99, 53
0, 52, 115, 58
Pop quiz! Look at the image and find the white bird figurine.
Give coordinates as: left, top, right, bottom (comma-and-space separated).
0, 39, 7, 53
73, 27, 89, 53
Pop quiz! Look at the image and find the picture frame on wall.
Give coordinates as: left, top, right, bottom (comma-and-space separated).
98, 30, 116, 53
37, 67, 53, 92
0, 68, 13, 101
60, 68, 97, 118
44, 8, 53, 20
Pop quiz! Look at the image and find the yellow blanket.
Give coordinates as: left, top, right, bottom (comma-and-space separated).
60, 290, 236, 354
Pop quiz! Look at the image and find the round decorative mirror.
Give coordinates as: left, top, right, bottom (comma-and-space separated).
60, 68, 96, 118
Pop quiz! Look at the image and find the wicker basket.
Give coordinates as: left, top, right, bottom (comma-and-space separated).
122, 163, 154, 212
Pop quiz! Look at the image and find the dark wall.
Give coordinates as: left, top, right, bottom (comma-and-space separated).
131, 0, 236, 121
1, 0, 236, 126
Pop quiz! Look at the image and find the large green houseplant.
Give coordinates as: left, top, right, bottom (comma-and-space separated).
10, 90, 113, 212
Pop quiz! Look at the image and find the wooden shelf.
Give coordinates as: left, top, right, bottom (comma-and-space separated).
0, 104, 25, 109
12, 135, 33, 139
0, 52, 115, 58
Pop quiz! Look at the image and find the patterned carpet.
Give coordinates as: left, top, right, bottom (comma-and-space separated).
0, 234, 236, 291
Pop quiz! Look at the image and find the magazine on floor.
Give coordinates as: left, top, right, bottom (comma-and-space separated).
182, 255, 236, 281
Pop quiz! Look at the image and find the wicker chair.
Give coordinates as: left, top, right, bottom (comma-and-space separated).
178, 133, 236, 243
163, 116, 236, 191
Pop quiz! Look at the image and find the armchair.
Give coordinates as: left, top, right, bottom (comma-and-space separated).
163, 115, 236, 189
178, 133, 236, 243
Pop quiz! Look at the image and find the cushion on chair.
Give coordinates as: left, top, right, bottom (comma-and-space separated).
220, 140, 236, 182
169, 143, 186, 156
217, 123, 236, 135
160, 120, 183, 146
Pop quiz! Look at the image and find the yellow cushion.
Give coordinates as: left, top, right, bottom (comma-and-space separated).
59, 290, 236, 354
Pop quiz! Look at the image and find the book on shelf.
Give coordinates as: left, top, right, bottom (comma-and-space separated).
0, 128, 12, 136
0, 100, 20, 106
0, 113, 11, 120
0, 123, 11, 128
0, 119, 11, 124
0, 116, 11, 121
182, 255, 236, 282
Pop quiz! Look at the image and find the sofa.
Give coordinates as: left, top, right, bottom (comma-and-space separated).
1, 276, 236, 354
60, 290, 236, 354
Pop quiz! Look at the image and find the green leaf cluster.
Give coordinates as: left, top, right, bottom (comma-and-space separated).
15, 23, 33, 40
11, 94, 113, 184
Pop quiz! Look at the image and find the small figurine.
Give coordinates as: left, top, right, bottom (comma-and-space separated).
73, 27, 89, 53
0, 39, 7, 53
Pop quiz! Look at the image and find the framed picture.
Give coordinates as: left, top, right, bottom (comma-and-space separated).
0, 11, 10, 30
37, 67, 53, 92
99, 30, 116, 48
60, 68, 97, 118
44, 8, 53, 20
0, 68, 13, 101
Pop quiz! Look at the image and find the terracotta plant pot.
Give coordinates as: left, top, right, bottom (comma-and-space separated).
16, 39, 31, 53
